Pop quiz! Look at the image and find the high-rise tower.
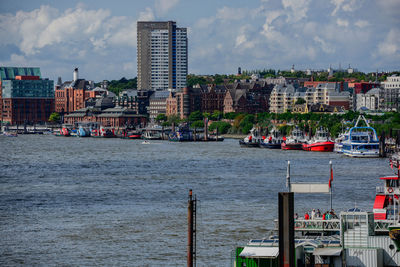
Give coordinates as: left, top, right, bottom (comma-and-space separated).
137, 21, 188, 91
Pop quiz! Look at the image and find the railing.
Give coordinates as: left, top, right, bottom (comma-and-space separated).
376, 186, 385, 194
274, 219, 341, 232
374, 220, 394, 232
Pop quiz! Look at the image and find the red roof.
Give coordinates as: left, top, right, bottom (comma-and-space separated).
373, 195, 386, 209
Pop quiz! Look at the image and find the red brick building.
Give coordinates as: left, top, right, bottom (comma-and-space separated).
64, 106, 147, 128
55, 68, 103, 114
0, 67, 54, 125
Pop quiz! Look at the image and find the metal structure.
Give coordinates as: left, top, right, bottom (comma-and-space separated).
187, 189, 196, 267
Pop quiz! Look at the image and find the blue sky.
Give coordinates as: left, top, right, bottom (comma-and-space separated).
0, 0, 399, 83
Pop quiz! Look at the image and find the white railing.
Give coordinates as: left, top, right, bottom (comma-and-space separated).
274, 219, 341, 232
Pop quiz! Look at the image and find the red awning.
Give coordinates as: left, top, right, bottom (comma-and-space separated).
380, 176, 399, 180
373, 195, 386, 209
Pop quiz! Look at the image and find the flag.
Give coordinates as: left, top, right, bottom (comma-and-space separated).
329, 165, 333, 188
390, 159, 393, 169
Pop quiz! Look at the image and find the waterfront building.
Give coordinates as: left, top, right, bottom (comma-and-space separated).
269, 84, 296, 113
137, 21, 187, 91
64, 105, 147, 128
196, 84, 226, 113
0, 67, 54, 125
356, 88, 382, 111
269, 83, 351, 113
381, 75, 400, 111
55, 68, 104, 114
165, 87, 201, 119
148, 90, 170, 121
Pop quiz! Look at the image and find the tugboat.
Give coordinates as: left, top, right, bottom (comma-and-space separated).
341, 115, 379, 158
281, 126, 305, 150
260, 127, 284, 149
302, 127, 334, 152
239, 128, 263, 148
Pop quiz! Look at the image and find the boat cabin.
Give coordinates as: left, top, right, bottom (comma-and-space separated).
373, 176, 400, 220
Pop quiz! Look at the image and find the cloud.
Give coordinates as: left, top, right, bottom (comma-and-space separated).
138, 7, 155, 21
354, 20, 369, 28
330, 0, 361, 16
314, 36, 335, 54
377, 29, 400, 57
336, 18, 349, 27
216, 6, 248, 21
282, 0, 311, 22
155, 0, 179, 16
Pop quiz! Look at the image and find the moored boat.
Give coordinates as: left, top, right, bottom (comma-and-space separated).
342, 115, 379, 158
260, 127, 283, 149
2, 131, 18, 137
239, 128, 263, 147
302, 127, 334, 152
281, 126, 305, 150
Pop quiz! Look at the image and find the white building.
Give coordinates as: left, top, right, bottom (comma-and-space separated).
381, 75, 400, 111
356, 88, 381, 111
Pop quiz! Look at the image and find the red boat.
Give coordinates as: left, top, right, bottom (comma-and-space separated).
302, 127, 334, 152
61, 127, 70, 136
281, 127, 305, 150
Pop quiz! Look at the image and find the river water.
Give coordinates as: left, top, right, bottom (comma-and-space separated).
0, 135, 393, 266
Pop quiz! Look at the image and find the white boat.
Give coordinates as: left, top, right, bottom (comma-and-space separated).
342, 115, 379, 158
334, 130, 349, 153
239, 128, 263, 148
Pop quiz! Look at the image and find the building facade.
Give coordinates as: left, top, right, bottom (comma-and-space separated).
356, 88, 381, 111
381, 75, 400, 111
0, 67, 54, 125
137, 21, 187, 91
148, 90, 170, 120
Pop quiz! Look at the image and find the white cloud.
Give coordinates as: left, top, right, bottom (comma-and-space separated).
282, 0, 311, 22
377, 29, 400, 57
138, 7, 155, 21
330, 0, 361, 16
216, 6, 248, 21
314, 36, 335, 54
354, 20, 369, 28
336, 18, 349, 27
155, 0, 179, 16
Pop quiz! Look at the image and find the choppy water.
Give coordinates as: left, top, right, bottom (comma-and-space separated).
0, 135, 393, 266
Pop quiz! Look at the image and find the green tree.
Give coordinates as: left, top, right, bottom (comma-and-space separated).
191, 120, 204, 129
209, 121, 231, 134
188, 111, 203, 122
211, 110, 223, 121
156, 113, 167, 122
48, 112, 61, 123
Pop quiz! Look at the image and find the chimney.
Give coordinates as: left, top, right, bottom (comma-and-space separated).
73, 68, 79, 81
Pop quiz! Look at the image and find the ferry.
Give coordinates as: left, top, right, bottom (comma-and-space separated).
341, 115, 379, 158
302, 127, 334, 152
281, 126, 305, 150
239, 127, 263, 148
260, 127, 284, 149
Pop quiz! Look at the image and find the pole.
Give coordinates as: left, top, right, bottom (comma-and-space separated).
187, 189, 196, 267
330, 161, 333, 211
286, 161, 290, 192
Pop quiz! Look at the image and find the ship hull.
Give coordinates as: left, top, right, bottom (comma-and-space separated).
281, 142, 303, 150
302, 141, 334, 152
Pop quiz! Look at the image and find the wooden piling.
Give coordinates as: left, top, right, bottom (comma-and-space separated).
379, 130, 386, 157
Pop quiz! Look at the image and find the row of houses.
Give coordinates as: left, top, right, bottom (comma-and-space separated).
1, 66, 399, 126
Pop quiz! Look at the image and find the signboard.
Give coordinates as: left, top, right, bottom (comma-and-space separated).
290, 183, 330, 193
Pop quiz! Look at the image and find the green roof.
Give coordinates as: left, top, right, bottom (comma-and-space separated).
0, 67, 41, 80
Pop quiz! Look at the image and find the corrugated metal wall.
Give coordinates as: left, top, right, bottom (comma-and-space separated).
346, 248, 382, 267
368, 236, 400, 266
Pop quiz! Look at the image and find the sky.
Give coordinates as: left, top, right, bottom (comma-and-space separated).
0, 0, 399, 83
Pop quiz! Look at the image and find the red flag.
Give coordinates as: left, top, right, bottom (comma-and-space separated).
329, 166, 333, 188
390, 159, 393, 169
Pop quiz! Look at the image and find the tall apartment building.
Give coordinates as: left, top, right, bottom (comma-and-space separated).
0, 67, 54, 125
137, 21, 187, 91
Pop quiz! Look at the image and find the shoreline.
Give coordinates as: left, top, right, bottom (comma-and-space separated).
223, 134, 247, 139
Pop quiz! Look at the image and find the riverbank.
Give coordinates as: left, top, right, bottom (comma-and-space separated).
223, 133, 247, 139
